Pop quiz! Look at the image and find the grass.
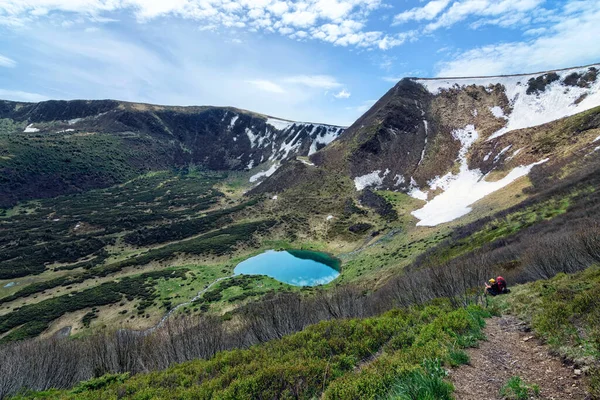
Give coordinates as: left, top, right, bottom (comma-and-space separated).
386, 359, 454, 400
13, 303, 490, 400
500, 376, 540, 400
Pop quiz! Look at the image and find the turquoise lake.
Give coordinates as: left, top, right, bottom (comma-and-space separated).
234, 250, 341, 286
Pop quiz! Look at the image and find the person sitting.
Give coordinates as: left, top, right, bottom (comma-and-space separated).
485, 276, 509, 296
485, 278, 500, 296
496, 276, 509, 294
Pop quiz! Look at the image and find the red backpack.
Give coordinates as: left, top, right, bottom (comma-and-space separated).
496, 276, 507, 292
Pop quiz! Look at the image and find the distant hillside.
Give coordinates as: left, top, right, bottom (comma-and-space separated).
0, 99, 344, 207
260, 64, 600, 226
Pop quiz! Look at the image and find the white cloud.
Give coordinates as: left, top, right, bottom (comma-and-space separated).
0, 22, 362, 125
283, 75, 342, 89
0, 0, 415, 50
424, 0, 544, 32
334, 89, 351, 98
0, 89, 48, 102
436, 1, 600, 77
523, 27, 547, 36
0, 54, 16, 67
246, 79, 286, 94
393, 0, 451, 25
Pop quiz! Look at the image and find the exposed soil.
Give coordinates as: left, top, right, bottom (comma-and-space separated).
451, 316, 588, 400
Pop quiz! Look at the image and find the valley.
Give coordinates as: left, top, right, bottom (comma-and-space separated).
1, 64, 600, 398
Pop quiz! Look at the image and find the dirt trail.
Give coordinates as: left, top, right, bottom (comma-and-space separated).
450, 316, 588, 400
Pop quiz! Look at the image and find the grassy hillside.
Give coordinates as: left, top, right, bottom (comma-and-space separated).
14, 264, 600, 399
12, 303, 489, 400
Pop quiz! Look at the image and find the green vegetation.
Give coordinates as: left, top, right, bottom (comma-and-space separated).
386, 359, 453, 400
0, 220, 275, 308
0, 269, 187, 343
13, 303, 490, 399
0, 170, 227, 279
122, 198, 260, 246
500, 376, 540, 400
0, 127, 176, 208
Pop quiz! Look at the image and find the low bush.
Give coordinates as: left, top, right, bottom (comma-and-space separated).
11, 304, 489, 399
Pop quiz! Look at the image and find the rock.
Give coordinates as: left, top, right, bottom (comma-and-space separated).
574, 369, 582, 376
522, 336, 534, 342
582, 366, 591, 374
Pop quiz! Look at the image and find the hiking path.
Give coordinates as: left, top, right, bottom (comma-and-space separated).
450, 315, 588, 400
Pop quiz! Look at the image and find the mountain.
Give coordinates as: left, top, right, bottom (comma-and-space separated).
0, 99, 344, 207
259, 64, 600, 226
2, 63, 600, 399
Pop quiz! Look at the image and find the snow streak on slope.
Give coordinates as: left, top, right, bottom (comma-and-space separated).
23, 124, 39, 133
250, 163, 280, 183
267, 118, 294, 131
308, 125, 344, 156
415, 65, 600, 140
411, 125, 548, 226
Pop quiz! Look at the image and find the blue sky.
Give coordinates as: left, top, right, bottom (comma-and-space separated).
0, 0, 599, 126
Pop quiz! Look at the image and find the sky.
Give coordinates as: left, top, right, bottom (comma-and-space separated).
0, 0, 599, 126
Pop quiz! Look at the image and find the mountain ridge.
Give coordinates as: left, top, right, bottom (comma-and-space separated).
0, 99, 345, 206
405, 61, 600, 81
258, 63, 600, 227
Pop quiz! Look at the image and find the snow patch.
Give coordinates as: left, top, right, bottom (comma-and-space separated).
68, 118, 82, 125
409, 124, 549, 226
415, 65, 600, 140
489, 106, 507, 119
354, 170, 388, 191
267, 118, 294, 131
246, 128, 259, 148
453, 125, 479, 160
394, 175, 406, 186
247, 160, 254, 170
594, 135, 600, 143
299, 159, 315, 167
278, 130, 303, 159
229, 115, 239, 129
272, 195, 278, 200
308, 125, 343, 156
418, 120, 430, 166
412, 158, 549, 226
494, 145, 513, 162
249, 164, 280, 183
326, 215, 334, 221
506, 148, 522, 162
408, 177, 428, 200
24, 124, 39, 133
